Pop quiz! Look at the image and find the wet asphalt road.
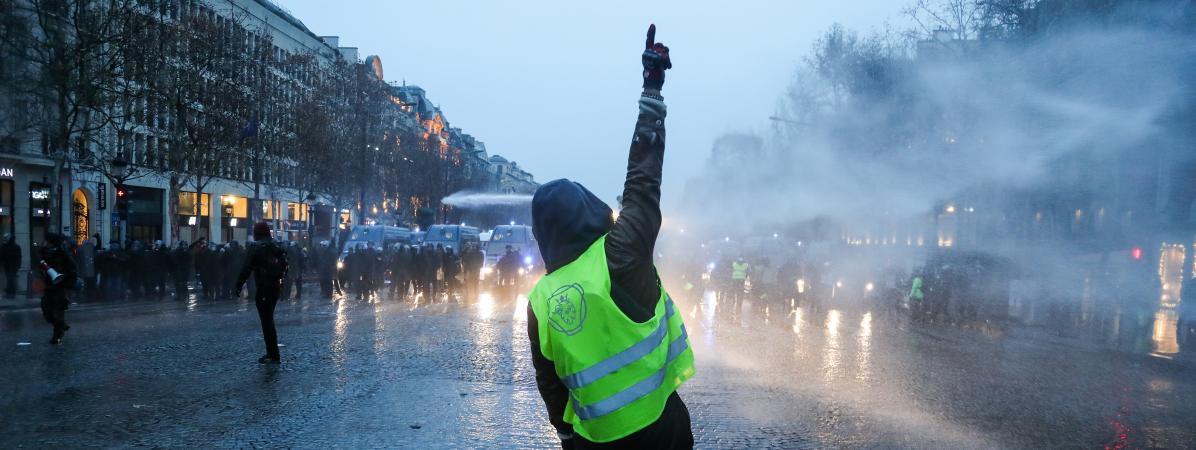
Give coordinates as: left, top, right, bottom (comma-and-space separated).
0, 287, 1194, 449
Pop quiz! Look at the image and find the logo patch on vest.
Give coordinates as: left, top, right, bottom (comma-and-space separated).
547, 283, 587, 336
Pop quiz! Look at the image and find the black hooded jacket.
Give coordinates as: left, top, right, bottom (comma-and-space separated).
529, 95, 691, 447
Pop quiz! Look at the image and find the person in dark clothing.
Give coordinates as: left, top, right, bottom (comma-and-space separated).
443, 247, 461, 300
202, 243, 223, 300
369, 244, 384, 299
2, 234, 21, 298
234, 222, 288, 364
106, 242, 129, 300
171, 241, 192, 299
281, 241, 296, 300
292, 243, 306, 299
127, 241, 145, 297
39, 233, 77, 344
461, 243, 483, 301
316, 241, 335, 298
395, 246, 413, 299
497, 246, 522, 290
410, 246, 426, 298
223, 241, 245, 299
526, 25, 692, 450
152, 240, 169, 298
424, 244, 441, 300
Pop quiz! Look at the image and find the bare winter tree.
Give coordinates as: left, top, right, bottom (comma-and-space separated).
74, 4, 162, 189
0, 0, 139, 231
146, 5, 253, 240
0, 0, 41, 151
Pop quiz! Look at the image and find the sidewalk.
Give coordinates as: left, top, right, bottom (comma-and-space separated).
0, 295, 40, 311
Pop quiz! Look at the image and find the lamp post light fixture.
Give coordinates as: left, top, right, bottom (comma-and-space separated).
111, 157, 129, 243
306, 193, 317, 242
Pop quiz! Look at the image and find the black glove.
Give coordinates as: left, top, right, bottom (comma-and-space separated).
642, 24, 671, 91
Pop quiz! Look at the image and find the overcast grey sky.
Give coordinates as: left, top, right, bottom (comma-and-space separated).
278, 0, 903, 207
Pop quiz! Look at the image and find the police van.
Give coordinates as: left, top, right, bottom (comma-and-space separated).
339, 225, 412, 267
422, 224, 480, 254
482, 224, 540, 281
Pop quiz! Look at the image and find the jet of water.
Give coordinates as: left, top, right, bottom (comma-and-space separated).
442, 191, 533, 208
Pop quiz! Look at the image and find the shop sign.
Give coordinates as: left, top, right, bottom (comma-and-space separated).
98, 183, 107, 210
0, 167, 12, 178
30, 188, 50, 201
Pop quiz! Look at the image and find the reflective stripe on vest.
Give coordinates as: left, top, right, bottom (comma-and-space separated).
561, 299, 676, 390
571, 321, 690, 420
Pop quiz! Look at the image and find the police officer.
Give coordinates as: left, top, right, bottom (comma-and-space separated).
39, 233, 77, 344
527, 25, 694, 449
461, 243, 483, 301
730, 257, 750, 313
234, 222, 288, 364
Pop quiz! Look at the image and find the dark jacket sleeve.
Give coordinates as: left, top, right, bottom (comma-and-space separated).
605, 95, 667, 322
528, 304, 575, 436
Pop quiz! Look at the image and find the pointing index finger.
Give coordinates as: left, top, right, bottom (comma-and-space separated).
646, 24, 656, 49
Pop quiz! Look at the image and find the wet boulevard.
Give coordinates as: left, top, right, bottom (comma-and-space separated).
1, 288, 1194, 449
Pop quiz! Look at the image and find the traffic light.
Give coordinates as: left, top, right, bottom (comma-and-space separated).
115, 184, 129, 220
1131, 246, 1143, 261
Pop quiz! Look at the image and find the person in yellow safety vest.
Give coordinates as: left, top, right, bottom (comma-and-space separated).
908, 275, 925, 320
526, 25, 695, 449
730, 257, 750, 312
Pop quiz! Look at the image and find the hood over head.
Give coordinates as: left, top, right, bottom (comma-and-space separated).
532, 179, 613, 274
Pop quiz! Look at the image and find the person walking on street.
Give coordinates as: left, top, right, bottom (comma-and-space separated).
527, 25, 694, 449
39, 233, 77, 345
2, 234, 21, 298
234, 222, 288, 364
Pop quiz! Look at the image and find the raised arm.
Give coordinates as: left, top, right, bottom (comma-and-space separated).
607, 25, 671, 283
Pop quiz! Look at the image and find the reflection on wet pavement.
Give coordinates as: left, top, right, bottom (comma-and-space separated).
0, 284, 1192, 448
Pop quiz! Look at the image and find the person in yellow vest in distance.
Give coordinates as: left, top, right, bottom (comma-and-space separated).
730, 257, 751, 314
908, 275, 925, 321
527, 25, 695, 449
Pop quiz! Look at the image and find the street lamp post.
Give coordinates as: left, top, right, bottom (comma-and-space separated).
306, 193, 317, 244
112, 158, 128, 245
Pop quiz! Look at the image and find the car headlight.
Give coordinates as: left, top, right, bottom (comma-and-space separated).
518, 268, 526, 276
482, 267, 493, 275
336, 260, 344, 270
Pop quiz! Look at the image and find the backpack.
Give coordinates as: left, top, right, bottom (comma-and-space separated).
258, 242, 289, 281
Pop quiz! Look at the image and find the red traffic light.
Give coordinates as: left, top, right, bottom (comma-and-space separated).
1131, 247, 1143, 261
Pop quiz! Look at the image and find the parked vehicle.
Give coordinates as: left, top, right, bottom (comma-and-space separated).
339, 225, 412, 261
423, 224, 480, 254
